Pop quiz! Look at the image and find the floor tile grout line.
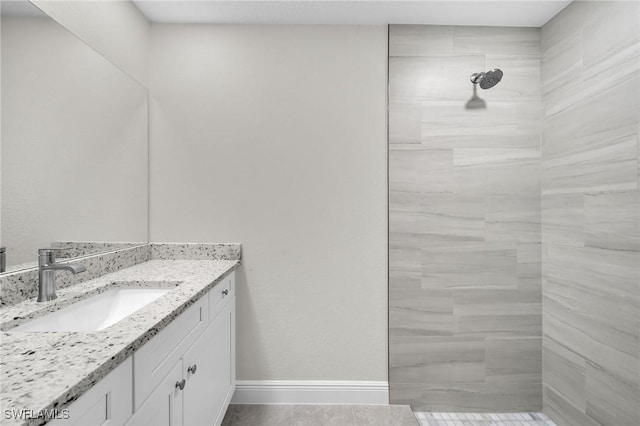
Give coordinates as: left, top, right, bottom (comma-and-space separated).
412, 412, 554, 426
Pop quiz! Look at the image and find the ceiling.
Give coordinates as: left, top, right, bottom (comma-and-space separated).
133, 0, 572, 27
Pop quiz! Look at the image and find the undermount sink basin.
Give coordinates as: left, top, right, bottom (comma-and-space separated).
13, 288, 171, 332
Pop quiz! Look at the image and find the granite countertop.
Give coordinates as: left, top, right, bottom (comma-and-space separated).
0, 259, 239, 426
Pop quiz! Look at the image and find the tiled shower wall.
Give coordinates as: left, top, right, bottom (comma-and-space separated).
540, 2, 640, 425
388, 25, 542, 411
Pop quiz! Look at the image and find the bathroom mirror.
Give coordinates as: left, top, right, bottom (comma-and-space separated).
1, 0, 148, 273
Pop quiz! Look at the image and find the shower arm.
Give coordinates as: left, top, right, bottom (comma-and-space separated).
470, 72, 485, 85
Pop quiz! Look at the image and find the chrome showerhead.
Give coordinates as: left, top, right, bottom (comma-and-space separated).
470, 68, 503, 89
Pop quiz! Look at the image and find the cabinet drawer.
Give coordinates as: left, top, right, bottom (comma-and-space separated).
50, 357, 132, 426
209, 271, 235, 321
133, 296, 209, 409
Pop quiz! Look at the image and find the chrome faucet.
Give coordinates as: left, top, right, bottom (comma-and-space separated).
37, 249, 86, 302
0, 246, 6, 273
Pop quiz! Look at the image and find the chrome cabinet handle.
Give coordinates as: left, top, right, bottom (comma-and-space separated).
222, 289, 229, 297
188, 364, 197, 375
175, 379, 186, 390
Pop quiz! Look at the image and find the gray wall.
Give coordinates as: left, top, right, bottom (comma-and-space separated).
540, 2, 640, 425
1, 7, 148, 267
0, 0, 149, 256
388, 25, 542, 411
148, 24, 389, 382
32, 0, 150, 86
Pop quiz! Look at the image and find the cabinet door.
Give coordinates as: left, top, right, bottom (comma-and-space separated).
50, 357, 133, 426
127, 360, 183, 426
134, 296, 209, 409
183, 299, 234, 426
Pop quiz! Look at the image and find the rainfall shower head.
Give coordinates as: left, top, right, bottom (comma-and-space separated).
470, 68, 504, 89
466, 68, 503, 109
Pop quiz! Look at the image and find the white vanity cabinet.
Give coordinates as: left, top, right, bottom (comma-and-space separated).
184, 299, 235, 426
128, 271, 236, 426
132, 295, 210, 409
49, 357, 133, 426
52, 271, 236, 426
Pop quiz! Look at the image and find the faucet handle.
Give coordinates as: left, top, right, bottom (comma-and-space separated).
38, 248, 58, 254
38, 248, 60, 265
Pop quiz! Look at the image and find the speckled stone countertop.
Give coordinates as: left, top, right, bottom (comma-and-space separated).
0, 259, 239, 426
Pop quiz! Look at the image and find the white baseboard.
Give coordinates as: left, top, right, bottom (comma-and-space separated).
231, 380, 389, 405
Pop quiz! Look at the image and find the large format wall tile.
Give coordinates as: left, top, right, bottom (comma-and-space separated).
390, 25, 453, 57
389, 288, 454, 337
483, 54, 541, 102
485, 337, 541, 384
390, 192, 485, 246
421, 243, 518, 289
541, 2, 640, 425
541, 125, 638, 195
390, 336, 486, 383
542, 337, 586, 410
453, 26, 540, 55
389, 25, 542, 412
389, 246, 422, 288
458, 156, 540, 196
581, 1, 640, 80
394, 382, 522, 412
585, 361, 639, 426
583, 191, 640, 251
421, 101, 541, 149
541, 30, 581, 97
389, 145, 454, 193
544, 244, 639, 362
541, 194, 584, 246
485, 194, 541, 244
544, 386, 600, 426
389, 56, 485, 102
390, 102, 422, 144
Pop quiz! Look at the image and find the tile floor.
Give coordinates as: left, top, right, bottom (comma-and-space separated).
414, 412, 556, 426
221, 404, 419, 425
